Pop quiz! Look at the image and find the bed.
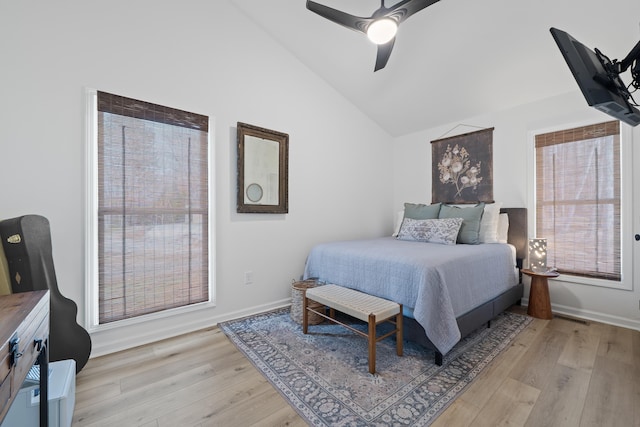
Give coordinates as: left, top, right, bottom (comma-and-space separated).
303, 207, 527, 365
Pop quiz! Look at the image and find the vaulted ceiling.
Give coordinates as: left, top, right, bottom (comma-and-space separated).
231, 0, 640, 136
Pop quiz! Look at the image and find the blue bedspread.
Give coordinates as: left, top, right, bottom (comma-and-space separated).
303, 237, 518, 355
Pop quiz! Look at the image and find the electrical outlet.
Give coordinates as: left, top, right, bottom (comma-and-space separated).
244, 271, 253, 285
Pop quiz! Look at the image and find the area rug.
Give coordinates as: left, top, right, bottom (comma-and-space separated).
219, 308, 531, 426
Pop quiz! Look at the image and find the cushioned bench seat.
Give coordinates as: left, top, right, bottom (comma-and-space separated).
303, 284, 403, 374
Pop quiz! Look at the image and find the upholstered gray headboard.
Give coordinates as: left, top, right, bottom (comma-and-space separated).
500, 208, 528, 263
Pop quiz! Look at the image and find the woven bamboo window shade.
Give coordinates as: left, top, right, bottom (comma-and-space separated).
535, 120, 621, 281
97, 91, 209, 324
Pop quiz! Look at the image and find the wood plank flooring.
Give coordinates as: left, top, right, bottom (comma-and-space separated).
72, 307, 640, 426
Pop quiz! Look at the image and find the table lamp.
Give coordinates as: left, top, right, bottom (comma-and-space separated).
529, 238, 547, 272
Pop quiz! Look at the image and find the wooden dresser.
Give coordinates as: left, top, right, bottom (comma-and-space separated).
0, 290, 50, 426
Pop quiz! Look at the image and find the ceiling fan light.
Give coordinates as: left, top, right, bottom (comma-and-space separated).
366, 18, 397, 45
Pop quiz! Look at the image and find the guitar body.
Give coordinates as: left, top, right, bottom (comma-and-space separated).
0, 215, 91, 373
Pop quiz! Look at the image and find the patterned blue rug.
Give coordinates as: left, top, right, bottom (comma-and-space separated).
220, 308, 531, 426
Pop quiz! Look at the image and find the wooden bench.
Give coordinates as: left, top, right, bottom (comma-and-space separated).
303, 284, 403, 374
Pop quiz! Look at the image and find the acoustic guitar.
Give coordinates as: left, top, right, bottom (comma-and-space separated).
0, 215, 92, 373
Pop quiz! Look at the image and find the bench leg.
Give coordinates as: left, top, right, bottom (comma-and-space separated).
396, 309, 403, 357
368, 313, 376, 374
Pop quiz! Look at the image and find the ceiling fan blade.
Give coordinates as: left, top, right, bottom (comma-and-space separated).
306, 0, 372, 34
374, 38, 396, 72
386, 0, 441, 23
307, 0, 439, 72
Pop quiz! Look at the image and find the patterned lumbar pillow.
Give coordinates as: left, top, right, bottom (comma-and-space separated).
397, 217, 464, 245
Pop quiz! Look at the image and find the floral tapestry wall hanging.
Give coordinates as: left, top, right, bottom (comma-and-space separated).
431, 127, 494, 204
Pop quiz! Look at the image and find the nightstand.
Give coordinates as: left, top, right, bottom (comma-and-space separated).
522, 269, 559, 319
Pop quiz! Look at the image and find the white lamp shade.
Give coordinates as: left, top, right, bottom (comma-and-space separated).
529, 238, 547, 272
366, 18, 398, 44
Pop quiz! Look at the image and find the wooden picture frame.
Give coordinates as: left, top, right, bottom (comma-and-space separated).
237, 122, 289, 213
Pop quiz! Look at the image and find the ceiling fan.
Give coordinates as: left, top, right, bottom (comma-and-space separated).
306, 0, 441, 71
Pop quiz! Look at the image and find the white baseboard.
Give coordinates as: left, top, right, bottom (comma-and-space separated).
90, 298, 291, 358
92, 297, 639, 358
522, 298, 640, 331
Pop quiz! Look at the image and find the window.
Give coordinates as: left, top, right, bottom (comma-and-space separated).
91, 91, 210, 325
534, 120, 621, 281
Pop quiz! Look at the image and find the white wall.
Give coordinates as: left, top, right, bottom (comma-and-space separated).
392, 91, 640, 330
392, 0, 640, 330
0, 1, 394, 355
2, 1, 639, 358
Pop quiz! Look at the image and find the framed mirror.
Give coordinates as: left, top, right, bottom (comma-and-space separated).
237, 122, 289, 213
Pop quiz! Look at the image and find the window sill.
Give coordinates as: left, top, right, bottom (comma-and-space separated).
549, 273, 632, 291
87, 298, 216, 334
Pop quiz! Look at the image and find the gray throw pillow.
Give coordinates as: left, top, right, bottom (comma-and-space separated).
403, 202, 441, 220
438, 203, 485, 244
397, 218, 463, 245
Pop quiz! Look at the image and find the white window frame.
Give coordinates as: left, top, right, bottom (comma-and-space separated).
83, 88, 216, 333
528, 119, 633, 291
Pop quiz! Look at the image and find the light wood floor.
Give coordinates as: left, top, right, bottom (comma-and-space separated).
72, 307, 640, 427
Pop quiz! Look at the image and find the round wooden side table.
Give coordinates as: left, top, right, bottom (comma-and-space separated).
522, 269, 559, 319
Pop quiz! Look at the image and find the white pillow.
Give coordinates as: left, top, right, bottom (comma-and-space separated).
397, 217, 463, 245
478, 202, 503, 243
497, 213, 509, 243
392, 210, 404, 237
